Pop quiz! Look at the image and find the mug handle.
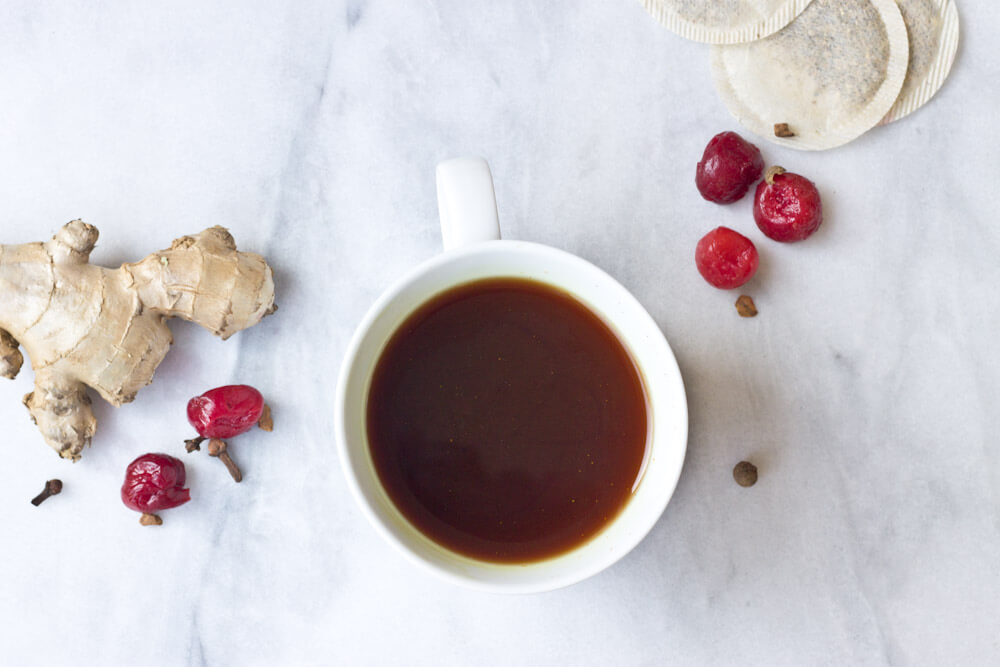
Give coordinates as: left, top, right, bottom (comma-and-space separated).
436, 157, 501, 251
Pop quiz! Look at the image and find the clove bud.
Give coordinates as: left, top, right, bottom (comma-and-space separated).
31, 479, 63, 506
208, 438, 242, 483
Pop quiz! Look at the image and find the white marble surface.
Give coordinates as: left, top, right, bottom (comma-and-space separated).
1, 1, 998, 664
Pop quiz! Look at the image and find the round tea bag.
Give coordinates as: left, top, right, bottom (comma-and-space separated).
710, 0, 909, 150
881, 0, 960, 124
640, 0, 815, 44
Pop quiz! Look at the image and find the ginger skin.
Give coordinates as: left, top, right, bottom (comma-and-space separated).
0, 221, 275, 460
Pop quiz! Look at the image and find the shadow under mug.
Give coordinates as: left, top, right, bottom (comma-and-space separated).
336, 157, 687, 593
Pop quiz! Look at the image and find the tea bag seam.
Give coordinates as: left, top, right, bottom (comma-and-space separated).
881, 0, 960, 124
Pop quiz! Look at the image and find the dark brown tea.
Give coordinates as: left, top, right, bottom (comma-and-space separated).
366, 278, 648, 563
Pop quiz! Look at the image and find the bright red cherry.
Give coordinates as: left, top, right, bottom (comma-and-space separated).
696, 131, 765, 204
695, 227, 760, 289
187, 385, 264, 440
753, 166, 823, 242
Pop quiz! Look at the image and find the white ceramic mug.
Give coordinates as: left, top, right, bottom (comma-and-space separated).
336, 157, 687, 593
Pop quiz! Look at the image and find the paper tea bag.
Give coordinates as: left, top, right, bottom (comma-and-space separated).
711, 0, 909, 150
641, 0, 815, 44
882, 0, 960, 124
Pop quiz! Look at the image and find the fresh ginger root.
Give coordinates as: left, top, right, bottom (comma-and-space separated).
0, 221, 275, 460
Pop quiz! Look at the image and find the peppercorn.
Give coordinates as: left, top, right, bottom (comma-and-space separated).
733, 461, 758, 487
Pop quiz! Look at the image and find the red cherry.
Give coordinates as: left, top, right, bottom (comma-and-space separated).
696, 131, 764, 204
753, 167, 823, 242
121, 453, 191, 513
695, 227, 759, 289
187, 385, 264, 439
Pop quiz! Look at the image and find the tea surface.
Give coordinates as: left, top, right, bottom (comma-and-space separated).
367, 278, 648, 563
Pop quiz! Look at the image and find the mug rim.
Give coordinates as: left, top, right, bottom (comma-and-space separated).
335, 239, 688, 593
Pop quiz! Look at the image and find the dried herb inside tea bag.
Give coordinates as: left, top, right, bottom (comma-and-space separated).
641, 0, 815, 45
